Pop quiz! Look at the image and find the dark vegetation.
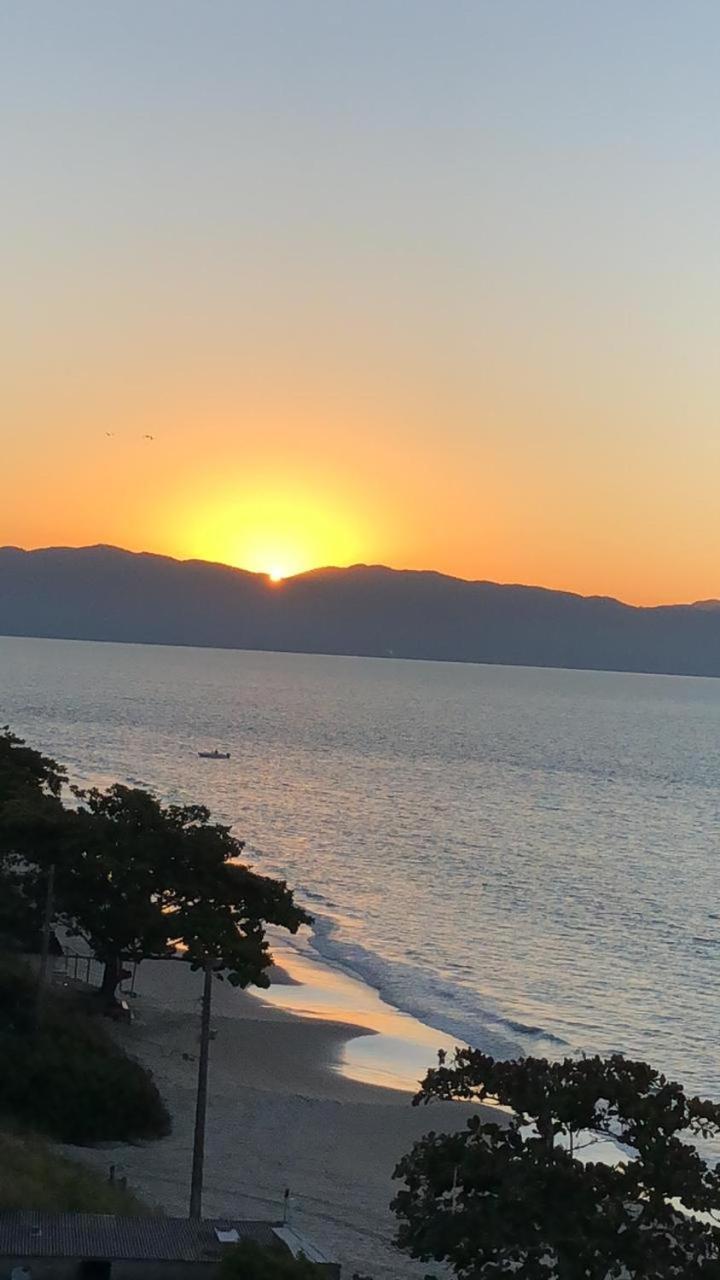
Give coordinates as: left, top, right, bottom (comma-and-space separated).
5, 542, 720, 677
0, 1131, 149, 1213
0, 958, 169, 1143
393, 1049, 720, 1279
220, 1241, 326, 1280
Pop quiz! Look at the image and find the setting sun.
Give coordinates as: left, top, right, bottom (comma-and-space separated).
183, 486, 366, 582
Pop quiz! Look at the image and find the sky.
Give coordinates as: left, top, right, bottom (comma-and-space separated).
3, 1, 720, 604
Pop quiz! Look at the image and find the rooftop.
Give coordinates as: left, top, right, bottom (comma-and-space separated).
0, 1212, 281, 1263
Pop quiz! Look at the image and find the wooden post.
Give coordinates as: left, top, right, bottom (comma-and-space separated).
189, 958, 213, 1219
34, 862, 56, 1031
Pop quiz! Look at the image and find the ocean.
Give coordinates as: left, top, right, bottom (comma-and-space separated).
2, 634, 720, 1103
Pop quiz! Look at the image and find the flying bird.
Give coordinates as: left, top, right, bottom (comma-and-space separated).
105, 432, 114, 437
142, 434, 155, 441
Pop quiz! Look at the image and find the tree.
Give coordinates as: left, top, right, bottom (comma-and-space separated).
0, 727, 65, 803
392, 1049, 720, 1278
57, 784, 310, 1006
0, 728, 67, 952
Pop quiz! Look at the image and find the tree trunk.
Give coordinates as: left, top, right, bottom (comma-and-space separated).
99, 955, 123, 1010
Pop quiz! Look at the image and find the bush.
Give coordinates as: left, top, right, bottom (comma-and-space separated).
0, 959, 171, 1144
0, 954, 39, 1027
0, 1130, 150, 1213
220, 1241, 326, 1280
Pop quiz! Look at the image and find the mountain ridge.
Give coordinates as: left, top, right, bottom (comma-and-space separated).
1, 544, 719, 677
0, 543, 658, 606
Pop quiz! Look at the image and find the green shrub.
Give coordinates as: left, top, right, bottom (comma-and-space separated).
220, 1241, 326, 1280
0, 959, 170, 1144
0, 1130, 150, 1213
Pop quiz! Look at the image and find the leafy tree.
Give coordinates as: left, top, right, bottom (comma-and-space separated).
0, 728, 67, 950
0, 726, 65, 803
58, 783, 310, 1005
392, 1049, 720, 1278
0, 729, 311, 1006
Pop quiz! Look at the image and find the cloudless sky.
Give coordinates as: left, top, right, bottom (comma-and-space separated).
3, 1, 720, 602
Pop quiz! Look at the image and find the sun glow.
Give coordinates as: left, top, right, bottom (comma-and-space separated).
185, 487, 365, 581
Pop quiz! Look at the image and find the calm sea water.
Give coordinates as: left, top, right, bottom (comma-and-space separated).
2, 635, 720, 1101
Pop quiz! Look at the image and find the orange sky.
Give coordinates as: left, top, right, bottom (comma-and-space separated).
4, 4, 720, 607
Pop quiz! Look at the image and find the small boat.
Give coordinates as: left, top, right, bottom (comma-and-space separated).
198, 749, 231, 760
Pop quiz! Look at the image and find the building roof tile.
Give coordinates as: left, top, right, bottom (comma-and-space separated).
0, 1212, 281, 1263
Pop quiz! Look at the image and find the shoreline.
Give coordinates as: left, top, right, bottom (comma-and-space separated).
254, 930, 469, 1094
64, 956, 486, 1279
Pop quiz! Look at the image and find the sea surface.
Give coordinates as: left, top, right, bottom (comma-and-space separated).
2, 635, 720, 1104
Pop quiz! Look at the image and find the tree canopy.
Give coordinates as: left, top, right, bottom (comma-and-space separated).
0, 728, 68, 951
392, 1048, 720, 1279
60, 783, 310, 1002
0, 729, 310, 1006
0, 726, 65, 803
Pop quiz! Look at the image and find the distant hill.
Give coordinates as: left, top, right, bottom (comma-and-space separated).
1, 544, 720, 677
691, 599, 720, 612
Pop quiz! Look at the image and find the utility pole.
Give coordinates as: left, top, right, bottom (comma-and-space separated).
35, 862, 56, 1031
189, 957, 214, 1219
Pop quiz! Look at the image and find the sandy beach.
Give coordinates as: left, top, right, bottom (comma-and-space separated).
61, 957, 485, 1279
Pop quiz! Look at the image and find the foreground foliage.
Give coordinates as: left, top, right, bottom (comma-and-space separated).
220, 1241, 326, 1280
0, 959, 170, 1144
393, 1049, 720, 1279
0, 1130, 149, 1214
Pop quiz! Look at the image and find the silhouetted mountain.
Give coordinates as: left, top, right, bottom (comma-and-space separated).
1, 544, 720, 677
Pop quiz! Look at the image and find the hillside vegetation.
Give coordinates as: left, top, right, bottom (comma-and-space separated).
0, 958, 170, 1144
0, 1131, 149, 1213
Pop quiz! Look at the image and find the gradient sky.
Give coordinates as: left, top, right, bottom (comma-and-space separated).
3, 1, 720, 604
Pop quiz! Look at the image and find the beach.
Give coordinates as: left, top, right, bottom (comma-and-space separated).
62, 956, 483, 1280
